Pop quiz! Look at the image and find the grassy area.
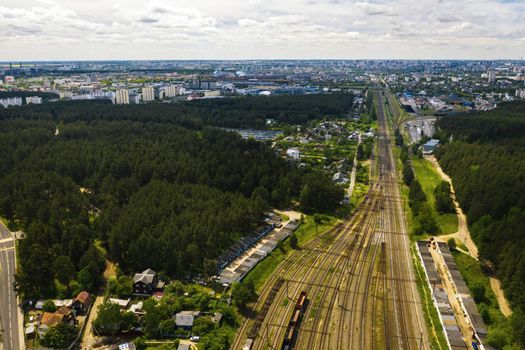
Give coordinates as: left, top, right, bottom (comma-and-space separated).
412, 158, 458, 235
0, 215, 8, 227
452, 251, 523, 349
412, 246, 449, 350
242, 214, 339, 291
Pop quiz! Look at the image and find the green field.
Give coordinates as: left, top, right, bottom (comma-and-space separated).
412, 158, 458, 235
242, 214, 339, 291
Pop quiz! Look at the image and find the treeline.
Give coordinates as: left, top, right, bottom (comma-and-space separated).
0, 97, 343, 299
435, 101, 525, 348
397, 131, 441, 235
0, 92, 353, 129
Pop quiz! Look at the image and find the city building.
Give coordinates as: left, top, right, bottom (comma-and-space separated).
142, 86, 155, 102
204, 90, 220, 97
164, 84, 182, 97
129, 93, 140, 104
488, 70, 497, 83
115, 89, 130, 104
25, 96, 42, 104
0, 97, 23, 108
59, 91, 72, 99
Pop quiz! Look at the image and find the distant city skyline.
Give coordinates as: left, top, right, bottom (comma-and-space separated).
1, 0, 525, 60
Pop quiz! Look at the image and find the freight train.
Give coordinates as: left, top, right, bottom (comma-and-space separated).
282, 291, 307, 350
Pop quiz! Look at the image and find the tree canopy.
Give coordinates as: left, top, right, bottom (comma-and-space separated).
0, 95, 348, 298
435, 101, 525, 347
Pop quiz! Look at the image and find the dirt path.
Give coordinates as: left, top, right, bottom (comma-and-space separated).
274, 209, 301, 222
424, 156, 478, 258
80, 261, 116, 349
489, 277, 512, 316
425, 156, 512, 317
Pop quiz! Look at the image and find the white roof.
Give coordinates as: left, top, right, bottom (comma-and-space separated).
130, 301, 144, 313
109, 298, 131, 307
175, 311, 200, 327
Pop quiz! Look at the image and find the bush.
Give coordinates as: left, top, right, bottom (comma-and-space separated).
231, 280, 257, 308
42, 299, 57, 313
192, 316, 215, 335
447, 238, 457, 251
41, 323, 77, 348
434, 181, 455, 213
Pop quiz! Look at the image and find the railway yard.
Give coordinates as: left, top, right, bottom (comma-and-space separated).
232, 89, 430, 350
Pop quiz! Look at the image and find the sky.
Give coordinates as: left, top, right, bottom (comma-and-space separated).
1, 0, 524, 60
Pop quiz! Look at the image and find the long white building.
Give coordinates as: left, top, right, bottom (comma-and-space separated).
0, 97, 23, 108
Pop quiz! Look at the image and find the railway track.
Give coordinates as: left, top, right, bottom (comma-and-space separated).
232, 86, 429, 350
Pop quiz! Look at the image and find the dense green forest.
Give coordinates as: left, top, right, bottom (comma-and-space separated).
0, 92, 352, 129
0, 95, 345, 299
434, 101, 525, 348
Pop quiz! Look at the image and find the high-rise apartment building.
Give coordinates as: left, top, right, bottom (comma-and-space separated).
164, 84, 181, 97
488, 70, 497, 83
115, 89, 130, 104
142, 86, 155, 101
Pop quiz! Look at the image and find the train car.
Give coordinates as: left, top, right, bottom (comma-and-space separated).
296, 291, 307, 311
290, 309, 301, 325
281, 291, 307, 350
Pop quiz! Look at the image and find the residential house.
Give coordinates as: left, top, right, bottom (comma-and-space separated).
133, 268, 165, 296
129, 301, 144, 314
174, 311, 201, 330
212, 312, 223, 324
119, 343, 137, 350
25, 323, 36, 339
333, 172, 349, 184
38, 312, 65, 337
109, 298, 131, 309
72, 291, 92, 315
55, 306, 75, 324
286, 148, 300, 160
423, 139, 440, 154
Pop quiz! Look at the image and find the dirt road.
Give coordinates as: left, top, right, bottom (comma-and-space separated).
425, 156, 512, 317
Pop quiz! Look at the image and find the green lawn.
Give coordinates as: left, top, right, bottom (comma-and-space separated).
242, 214, 339, 291
412, 245, 449, 350
412, 158, 458, 235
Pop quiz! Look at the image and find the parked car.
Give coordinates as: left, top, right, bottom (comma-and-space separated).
190, 336, 200, 342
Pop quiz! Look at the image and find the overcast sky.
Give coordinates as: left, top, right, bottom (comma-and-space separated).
1, 0, 524, 60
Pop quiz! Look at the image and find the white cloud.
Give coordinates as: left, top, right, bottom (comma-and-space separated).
0, 0, 524, 60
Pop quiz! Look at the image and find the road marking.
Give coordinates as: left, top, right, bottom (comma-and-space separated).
0, 247, 14, 253
0, 238, 13, 244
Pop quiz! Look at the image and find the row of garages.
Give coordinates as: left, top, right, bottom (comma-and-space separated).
438, 242, 493, 350
417, 240, 495, 350
218, 221, 299, 284
417, 241, 467, 350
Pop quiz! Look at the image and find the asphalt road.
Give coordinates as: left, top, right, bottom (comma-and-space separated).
0, 222, 23, 350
